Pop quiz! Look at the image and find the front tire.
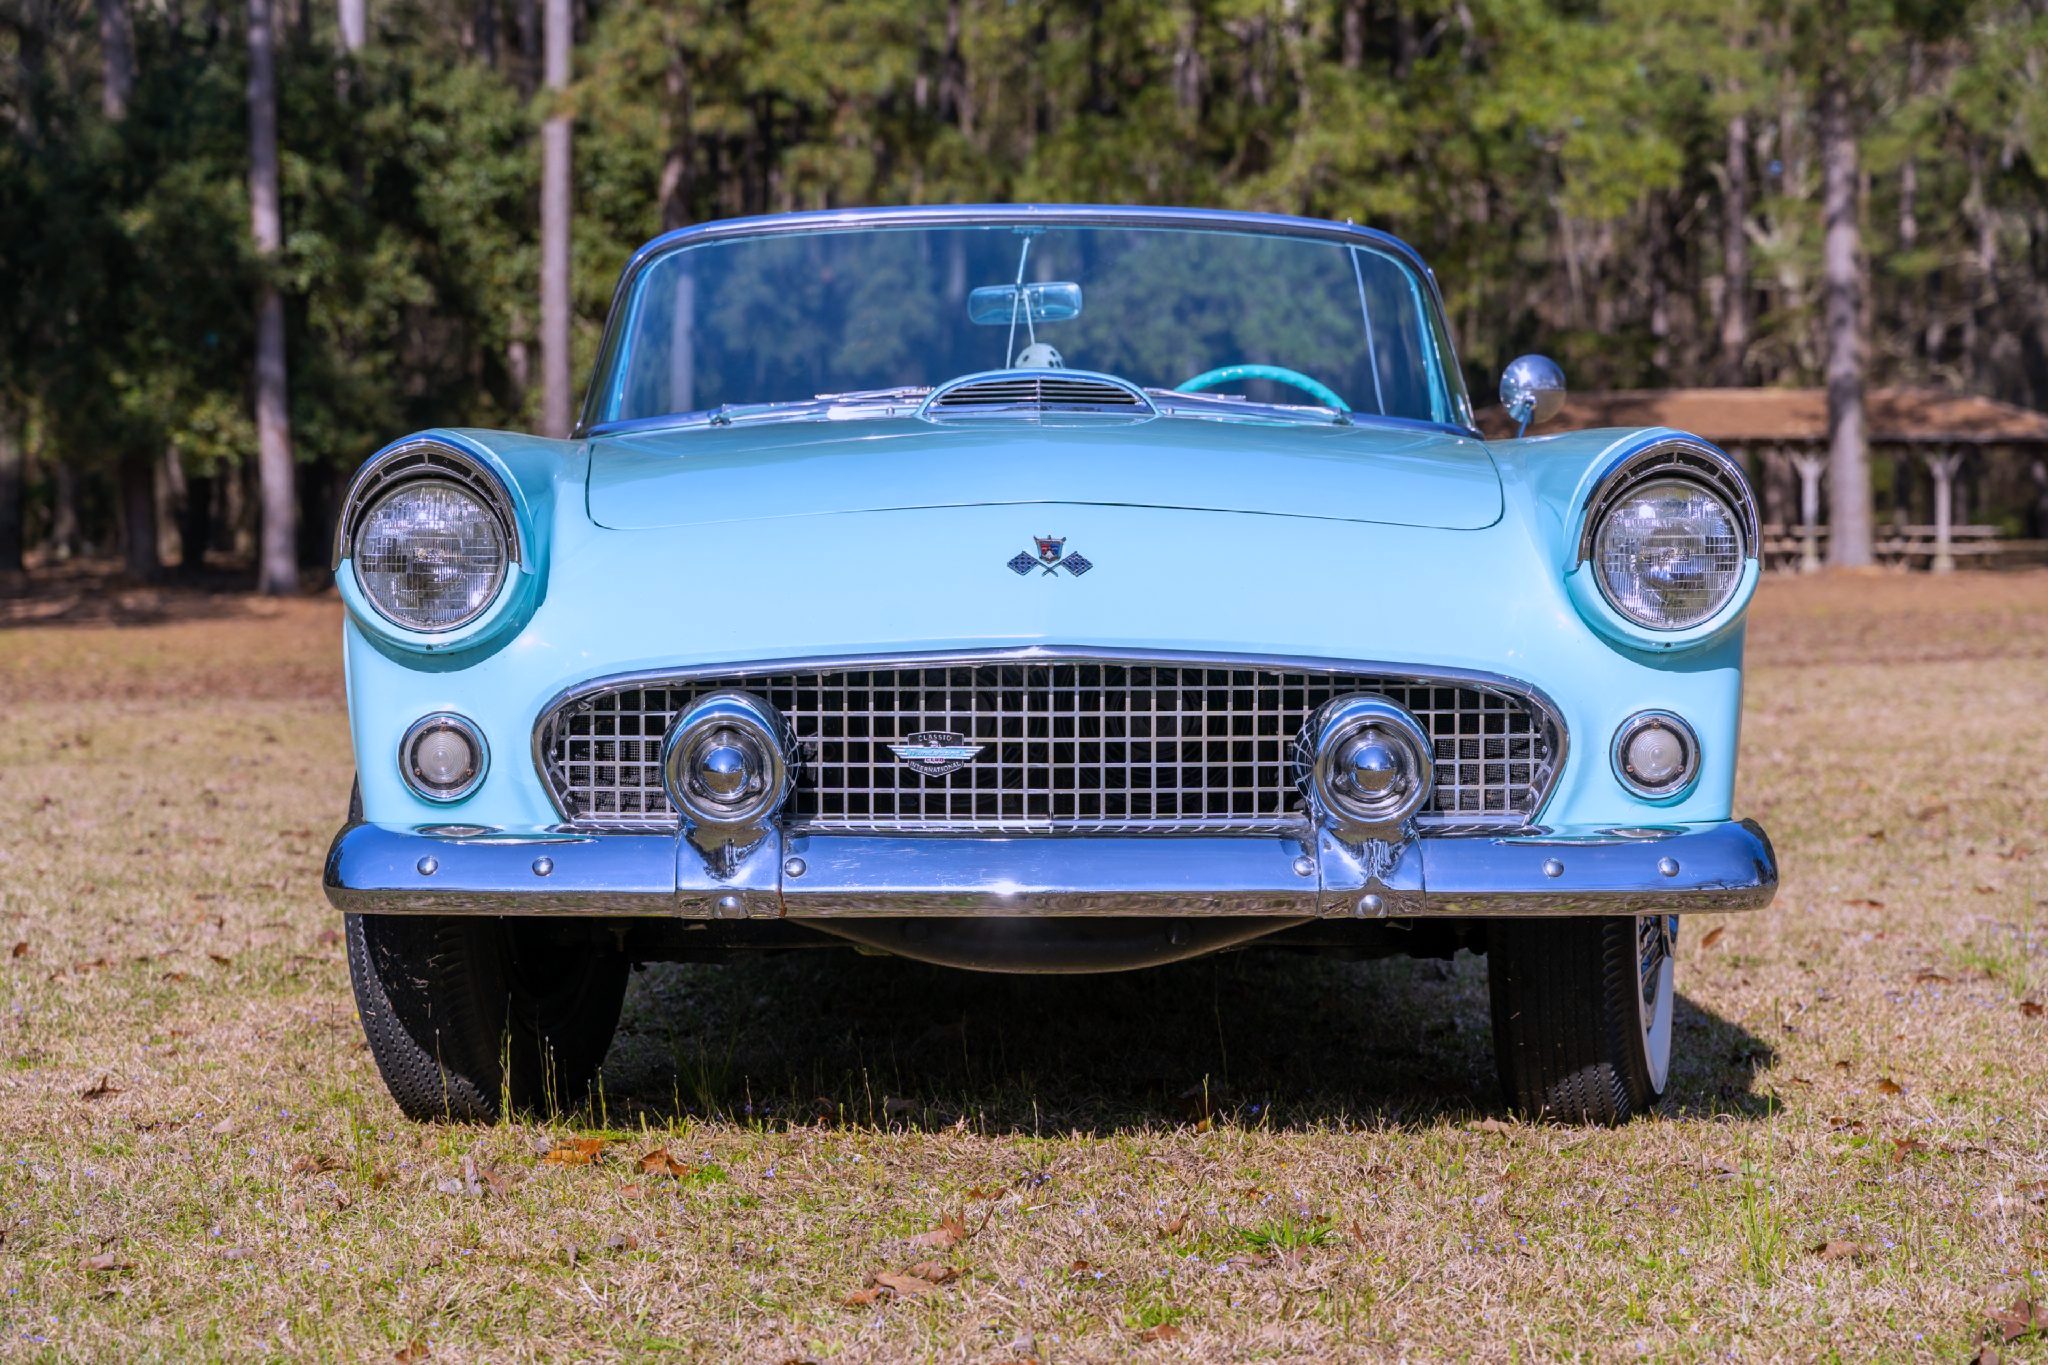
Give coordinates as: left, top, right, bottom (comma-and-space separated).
346, 913, 628, 1122
1487, 915, 1676, 1124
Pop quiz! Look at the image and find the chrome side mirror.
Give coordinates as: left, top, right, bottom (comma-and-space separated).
1499, 355, 1566, 437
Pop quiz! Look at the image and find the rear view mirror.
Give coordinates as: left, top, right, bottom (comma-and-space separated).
968, 281, 1082, 325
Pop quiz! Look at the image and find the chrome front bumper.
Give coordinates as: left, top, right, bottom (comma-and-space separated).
324, 820, 1777, 920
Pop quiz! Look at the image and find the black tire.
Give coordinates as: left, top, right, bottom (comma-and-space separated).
1487, 915, 1675, 1124
346, 913, 628, 1122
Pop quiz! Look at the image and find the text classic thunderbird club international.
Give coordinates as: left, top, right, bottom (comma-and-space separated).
325, 205, 1777, 1125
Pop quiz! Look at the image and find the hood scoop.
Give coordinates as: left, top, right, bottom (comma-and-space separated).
919, 369, 1156, 423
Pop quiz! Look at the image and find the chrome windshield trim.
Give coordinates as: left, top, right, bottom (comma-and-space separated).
577, 204, 1474, 438
528, 645, 1570, 828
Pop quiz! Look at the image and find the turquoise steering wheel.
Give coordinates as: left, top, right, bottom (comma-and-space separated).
1174, 364, 1350, 413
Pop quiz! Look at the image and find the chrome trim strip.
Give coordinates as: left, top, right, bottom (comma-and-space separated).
332, 437, 523, 573
324, 818, 1777, 920
527, 646, 1571, 831
1574, 434, 1760, 565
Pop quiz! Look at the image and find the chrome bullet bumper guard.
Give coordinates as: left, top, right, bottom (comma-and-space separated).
325, 819, 1777, 921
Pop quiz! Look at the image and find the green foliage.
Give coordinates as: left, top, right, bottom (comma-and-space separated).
2, 0, 2046, 555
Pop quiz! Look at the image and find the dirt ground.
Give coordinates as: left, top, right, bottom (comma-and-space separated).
1, 570, 2044, 1360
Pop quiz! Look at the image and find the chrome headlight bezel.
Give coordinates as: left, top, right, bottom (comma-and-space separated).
336, 439, 521, 636
1578, 439, 1757, 634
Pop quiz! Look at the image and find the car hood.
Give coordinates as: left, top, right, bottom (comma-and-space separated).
584, 414, 1502, 531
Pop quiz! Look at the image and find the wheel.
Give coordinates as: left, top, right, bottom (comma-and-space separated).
1487, 915, 1676, 1124
346, 913, 628, 1122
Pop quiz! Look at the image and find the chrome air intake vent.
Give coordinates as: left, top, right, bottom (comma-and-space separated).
535, 651, 1565, 835
921, 370, 1155, 419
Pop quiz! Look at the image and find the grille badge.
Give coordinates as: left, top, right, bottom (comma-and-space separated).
888, 731, 984, 776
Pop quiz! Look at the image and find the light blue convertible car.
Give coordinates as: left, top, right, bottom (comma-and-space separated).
325, 205, 1776, 1125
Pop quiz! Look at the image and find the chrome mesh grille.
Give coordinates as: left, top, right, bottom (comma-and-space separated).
924, 373, 1152, 414
536, 656, 1562, 834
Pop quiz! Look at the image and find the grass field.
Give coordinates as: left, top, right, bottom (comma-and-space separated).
2, 571, 2045, 1360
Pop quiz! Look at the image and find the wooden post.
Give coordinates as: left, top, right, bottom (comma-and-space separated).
1794, 451, 1827, 573
1926, 448, 1963, 574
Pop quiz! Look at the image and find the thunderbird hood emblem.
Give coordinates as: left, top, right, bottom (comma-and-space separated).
1008, 535, 1093, 578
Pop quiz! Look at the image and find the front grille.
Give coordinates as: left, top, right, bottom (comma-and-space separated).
536, 655, 1562, 834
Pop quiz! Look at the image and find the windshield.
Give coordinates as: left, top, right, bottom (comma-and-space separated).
587, 219, 1472, 430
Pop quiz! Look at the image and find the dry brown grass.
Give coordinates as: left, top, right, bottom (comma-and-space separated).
2, 572, 2044, 1361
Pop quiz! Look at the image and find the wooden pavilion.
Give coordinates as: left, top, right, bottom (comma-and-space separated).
1483, 387, 2048, 571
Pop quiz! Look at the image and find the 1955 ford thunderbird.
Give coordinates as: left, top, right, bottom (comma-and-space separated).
325, 204, 1777, 1125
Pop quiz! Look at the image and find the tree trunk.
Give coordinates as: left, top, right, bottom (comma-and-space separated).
1820, 75, 1872, 568
0, 401, 22, 576
181, 472, 216, 578
98, 0, 134, 117
51, 461, 80, 560
248, 0, 298, 593
118, 451, 160, 580
338, 0, 364, 51
1718, 107, 1751, 384
538, 0, 573, 438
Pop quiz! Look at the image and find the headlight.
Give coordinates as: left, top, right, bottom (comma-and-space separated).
1591, 477, 1745, 630
353, 480, 508, 631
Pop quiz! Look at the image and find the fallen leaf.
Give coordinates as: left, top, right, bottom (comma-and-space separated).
1876, 1078, 1904, 1095
80, 1075, 124, 1100
1911, 802, 1950, 821
619, 1183, 644, 1197
964, 1185, 1003, 1201
1467, 1117, 1516, 1134
1976, 885, 2000, 895
210, 1116, 238, 1137
9, 941, 26, 958
636, 1148, 694, 1178
842, 1287, 884, 1307
291, 1154, 344, 1176
1889, 1137, 1929, 1162
1913, 970, 1952, 984
871, 1271, 940, 1298
207, 953, 233, 967
1139, 1324, 1184, 1342
394, 1340, 430, 1363
1846, 897, 1886, 908
1990, 1299, 2046, 1342
542, 1137, 609, 1166
2019, 1001, 2044, 1019
1812, 1239, 1874, 1261
1158, 1215, 1188, 1237
603, 1233, 639, 1253
2016, 1181, 2048, 1204
910, 1215, 970, 1249
901, 1260, 959, 1284
82, 1252, 133, 1273
1699, 926, 1725, 949
317, 928, 341, 948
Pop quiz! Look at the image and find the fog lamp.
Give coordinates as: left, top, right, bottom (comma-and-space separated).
661, 692, 793, 840
1612, 710, 1699, 799
1298, 695, 1435, 837
400, 713, 487, 802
